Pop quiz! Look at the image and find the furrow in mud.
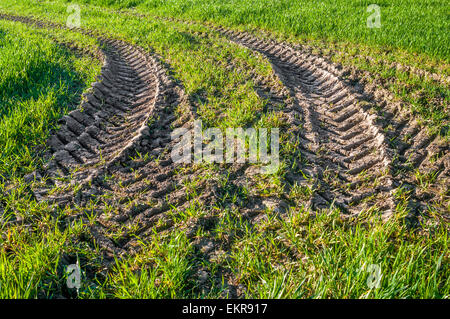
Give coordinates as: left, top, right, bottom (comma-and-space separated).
211, 27, 399, 215
0, 14, 204, 257
2, 12, 448, 297
131, 12, 448, 219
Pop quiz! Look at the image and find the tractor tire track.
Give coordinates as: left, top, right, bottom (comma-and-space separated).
3, 12, 447, 297
211, 27, 398, 216
146, 17, 448, 293
112, 12, 443, 295
121, 13, 397, 215
0, 14, 167, 206
1, 14, 239, 295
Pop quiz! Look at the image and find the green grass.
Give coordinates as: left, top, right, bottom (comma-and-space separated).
82, 191, 448, 299
0, 0, 448, 299
0, 20, 101, 178
90, 231, 195, 298
0, 215, 100, 298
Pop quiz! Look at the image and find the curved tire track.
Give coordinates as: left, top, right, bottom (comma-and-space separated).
2, 12, 448, 297
136, 13, 448, 218
220, 28, 448, 218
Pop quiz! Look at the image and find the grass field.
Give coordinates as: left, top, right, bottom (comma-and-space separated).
0, 0, 448, 299
65, 0, 450, 60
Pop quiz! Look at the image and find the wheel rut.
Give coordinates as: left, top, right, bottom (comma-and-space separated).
39, 39, 161, 200
112, 12, 448, 295
226, 28, 448, 217
135, 13, 448, 218
0, 14, 209, 258
209, 28, 398, 215
0, 14, 166, 206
